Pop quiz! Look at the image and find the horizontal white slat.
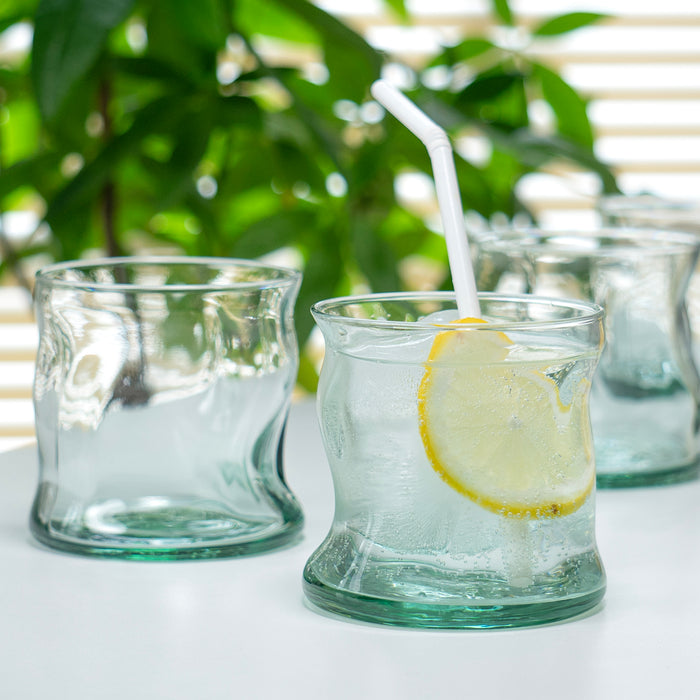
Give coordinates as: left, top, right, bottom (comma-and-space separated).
563, 63, 700, 97
365, 26, 445, 59
319, 0, 700, 24
617, 173, 700, 200
516, 172, 599, 204
507, 0, 700, 19
590, 100, 700, 133
0, 360, 34, 398
515, 171, 700, 215
531, 210, 601, 230
595, 135, 700, 168
365, 26, 700, 64
531, 27, 700, 64
0, 281, 36, 439
0, 398, 35, 436
0, 286, 33, 322
0, 323, 38, 361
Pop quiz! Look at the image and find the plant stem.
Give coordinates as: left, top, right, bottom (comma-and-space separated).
95, 78, 150, 404
99, 78, 120, 257
101, 181, 119, 257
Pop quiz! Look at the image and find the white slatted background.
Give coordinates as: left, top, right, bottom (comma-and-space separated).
0, 287, 36, 451
321, 0, 700, 227
1, 0, 699, 448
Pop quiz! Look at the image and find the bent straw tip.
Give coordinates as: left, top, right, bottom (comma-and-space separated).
370, 80, 449, 152
369, 80, 480, 317
369, 78, 392, 101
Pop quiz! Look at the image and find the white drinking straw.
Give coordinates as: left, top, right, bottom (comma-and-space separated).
373, 81, 536, 586
370, 79, 481, 318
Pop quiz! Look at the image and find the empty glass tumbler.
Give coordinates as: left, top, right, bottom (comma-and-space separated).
598, 194, 700, 350
475, 228, 700, 487
32, 257, 303, 558
305, 292, 606, 629
598, 194, 700, 236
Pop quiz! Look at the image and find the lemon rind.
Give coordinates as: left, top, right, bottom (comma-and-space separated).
417, 320, 594, 520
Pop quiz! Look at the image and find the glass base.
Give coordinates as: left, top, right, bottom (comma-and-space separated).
303, 555, 606, 629
597, 461, 699, 488
30, 493, 303, 560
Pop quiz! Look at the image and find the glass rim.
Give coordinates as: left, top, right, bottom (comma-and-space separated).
311, 291, 604, 332
598, 193, 700, 214
34, 256, 302, 292
476, 227, 700, 256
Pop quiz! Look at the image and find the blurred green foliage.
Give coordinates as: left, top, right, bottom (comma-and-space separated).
0, 0, 617, 389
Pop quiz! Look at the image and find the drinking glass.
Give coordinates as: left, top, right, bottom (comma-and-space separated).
598, 194, 700, 350
476, 228, 700, 487
32, 257, 303, 558
304, 292, 605, 629
598, 194, 700, 235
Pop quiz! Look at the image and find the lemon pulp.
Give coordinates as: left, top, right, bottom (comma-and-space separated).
417, 318, 594, 518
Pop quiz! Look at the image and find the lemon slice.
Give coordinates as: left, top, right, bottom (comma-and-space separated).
418, 318, 594, 519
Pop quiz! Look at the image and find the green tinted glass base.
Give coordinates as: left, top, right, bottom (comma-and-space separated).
30, 496, 303, 560
303, 563, 606, 630
597, 461, 699, 489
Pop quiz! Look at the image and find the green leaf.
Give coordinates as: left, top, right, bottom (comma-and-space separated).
295, 242, 343, 345
258, 112, 330, 190
296, 352, 319, 393
40, 64, 96, 148
0, 67, 31, 98
490, 0, 513, 26
351, 220, 401, 292
110, 56, 200, 86
44, 95, 187, 228
272, 0, 382, 101
228, 210, 315, 259
169, 0, 228, 50
0, 0, 38, 16
379, 209, 432, 259
233, 0, 319, 44
382, 0, 408, 22
0, 98, 41, 166
454, 69, 529, 129
533, 12, 607, 37
450, 38, 496, 63
0, 0, 38, 32
480, 148, 527, 215
533, 63, 593, 149
153, 114, 214, 209
144, 1, 211, 85
503, 129, 620, 194
213, 94, 262, 129
457, 71, 523, 105
0, 152, 63, 202
275, 75, 345, 169
46, 198, 92, 259
454, 159, 500, 216
31, 0, 136, 121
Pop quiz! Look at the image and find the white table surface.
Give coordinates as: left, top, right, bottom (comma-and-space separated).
1, 399, 699, 700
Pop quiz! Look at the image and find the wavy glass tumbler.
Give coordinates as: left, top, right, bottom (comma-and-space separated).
598, 194, 700, 353
304, 293, 606, 629
476, 229, 700, 487
31, 258, 303, 558
598, 194, 700, 236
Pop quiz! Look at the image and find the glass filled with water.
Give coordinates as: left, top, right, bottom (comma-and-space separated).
32, 257, 303, 558
305, 292, 605, 628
